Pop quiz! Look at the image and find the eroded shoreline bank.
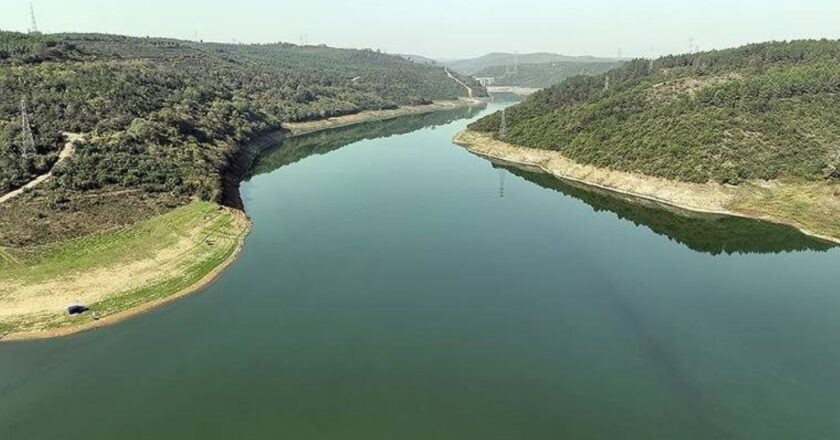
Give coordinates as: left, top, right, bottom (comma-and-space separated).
454, 130, 840, 246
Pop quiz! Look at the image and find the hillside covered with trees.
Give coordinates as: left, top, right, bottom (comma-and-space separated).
473, 60, 621, 88
446, 52, 618, 75
469, 40, 840, 184
0, 31, 483, 247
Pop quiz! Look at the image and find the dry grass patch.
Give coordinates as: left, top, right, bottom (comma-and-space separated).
730, 182, 840, 242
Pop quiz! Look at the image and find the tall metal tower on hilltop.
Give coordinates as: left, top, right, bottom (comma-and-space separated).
28, 2, 40, 34
513, 52, 519, 75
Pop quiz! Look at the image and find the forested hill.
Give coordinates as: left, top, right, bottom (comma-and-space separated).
446, 52, 619, 75
469, 40, 840, 184
473, 61, 621, 88
0, 32, 484, 200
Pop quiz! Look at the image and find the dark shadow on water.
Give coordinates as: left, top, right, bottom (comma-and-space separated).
498, 163, 835, 255
247, 105, 485, 179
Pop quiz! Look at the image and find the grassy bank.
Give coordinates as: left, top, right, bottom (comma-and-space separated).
0, 201, 250, 340
455, 130, 840, 245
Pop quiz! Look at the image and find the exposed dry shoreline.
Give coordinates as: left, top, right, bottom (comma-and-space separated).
2, 99, 483, 342
2, 208, 251, 342
486, 86, 540, 96
454, 130, 840, 246
284, 99, 484, 137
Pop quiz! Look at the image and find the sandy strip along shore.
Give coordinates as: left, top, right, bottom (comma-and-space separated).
454, 130, 840, 246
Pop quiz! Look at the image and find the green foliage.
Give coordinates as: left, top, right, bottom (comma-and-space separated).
474, 61, 621, 88
446, 52, 617, 75
0, 32, 476, 198
0, 31, 77, 63
470, 40, 840, 184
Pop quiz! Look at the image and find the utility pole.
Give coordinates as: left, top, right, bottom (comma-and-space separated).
28, 2, 40, 34
19, 99, 36, 159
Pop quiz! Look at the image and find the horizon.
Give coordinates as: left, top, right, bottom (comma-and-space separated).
0, 0, 837, 60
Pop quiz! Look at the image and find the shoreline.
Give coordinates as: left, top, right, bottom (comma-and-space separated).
2, 208, 251, 342
454, 130, 840, 246
1, 100, 483, 343
486, 86, 540, 96
284, 99, 484, 137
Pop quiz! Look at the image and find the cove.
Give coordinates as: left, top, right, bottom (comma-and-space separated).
1, 103, 839, 440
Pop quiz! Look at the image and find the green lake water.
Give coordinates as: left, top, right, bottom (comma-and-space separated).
2, 103, 839, 439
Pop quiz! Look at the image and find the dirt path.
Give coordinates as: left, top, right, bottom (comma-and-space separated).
0, 132, 82, 205
445, 68, 474, 98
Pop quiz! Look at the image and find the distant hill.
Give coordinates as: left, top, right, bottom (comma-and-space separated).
469, 40, 840, 184
446, 52, 619, 75
473, 61, 622, 89
400, 54, 440, 65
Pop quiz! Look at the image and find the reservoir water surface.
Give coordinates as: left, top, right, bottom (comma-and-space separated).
1, 103, 839, 439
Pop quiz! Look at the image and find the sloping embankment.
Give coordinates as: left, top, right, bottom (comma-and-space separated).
454, 130, 840, 245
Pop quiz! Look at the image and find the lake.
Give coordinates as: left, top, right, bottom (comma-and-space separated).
1, 103, 839, 439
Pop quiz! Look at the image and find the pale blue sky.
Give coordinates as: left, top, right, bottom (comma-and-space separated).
2, 0, 838, 59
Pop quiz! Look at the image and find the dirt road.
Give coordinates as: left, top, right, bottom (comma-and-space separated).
445, 68, 474, 98
0, 132, 81, 205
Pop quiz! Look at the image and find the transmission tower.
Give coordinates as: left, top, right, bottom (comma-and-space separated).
604, 75, 611, 91
499, 107, 508, 140
28, 2, 40, 34
513, 52, 519, 75
19, 99, 36, 159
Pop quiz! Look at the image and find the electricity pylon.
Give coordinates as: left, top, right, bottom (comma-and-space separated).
499, 107, 507, 140
19, 99, 36, 159
28, 2, 39, 34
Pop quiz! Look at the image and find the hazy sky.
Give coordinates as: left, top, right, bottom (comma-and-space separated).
2, 0, 838, 59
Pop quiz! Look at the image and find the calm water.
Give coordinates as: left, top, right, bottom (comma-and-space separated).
2, 103, 840, 439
